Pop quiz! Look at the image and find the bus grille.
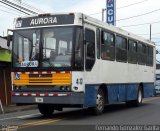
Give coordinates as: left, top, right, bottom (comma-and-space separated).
13, 72, 71, 86
29, 74, 52, 84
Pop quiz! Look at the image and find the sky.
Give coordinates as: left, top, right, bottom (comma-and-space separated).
0, 0, 160, 59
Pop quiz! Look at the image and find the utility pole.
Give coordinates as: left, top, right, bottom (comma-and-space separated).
102, 8, 106, 22
150, 24, 152, 41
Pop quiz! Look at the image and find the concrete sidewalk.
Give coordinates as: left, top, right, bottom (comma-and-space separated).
0, 104, 37, 114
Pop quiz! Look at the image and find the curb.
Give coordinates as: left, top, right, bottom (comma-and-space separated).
0, 105, 37, 114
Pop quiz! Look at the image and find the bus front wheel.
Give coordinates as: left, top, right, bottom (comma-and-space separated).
38, 104, 54, 116
91, 88, 105, 115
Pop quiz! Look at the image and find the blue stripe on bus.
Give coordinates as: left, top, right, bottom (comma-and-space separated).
84, 83, 154, 107
107, 85, 119, 103
126, 84, 138, 101
84, 85, 97, 107
143, 83, 154, 97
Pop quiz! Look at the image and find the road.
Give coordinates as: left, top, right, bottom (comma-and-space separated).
0, 96, 160, 131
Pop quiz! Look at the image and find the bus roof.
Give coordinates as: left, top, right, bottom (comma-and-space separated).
82, 13, 155, 46
14, 12, 155, 46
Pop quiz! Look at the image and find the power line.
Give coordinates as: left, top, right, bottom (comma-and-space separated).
22, 2, 45, 13
13, 0, 45, 13
0, 0, 30, 15
1, 0, 38, 14
138, 32, 160, 36
119, 20, 160, 28
152, 37, 160, 39
89, 11, 102, 16
89, 0, 148, 16
117, 8, 160, 22
0, 3, 24, 15
0, 8, 19, 15
117, 0, 148, 9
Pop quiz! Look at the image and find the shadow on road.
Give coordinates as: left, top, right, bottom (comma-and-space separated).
24, 103, 150, 121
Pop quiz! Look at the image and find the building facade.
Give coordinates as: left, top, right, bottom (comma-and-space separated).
0, 36, 12, 105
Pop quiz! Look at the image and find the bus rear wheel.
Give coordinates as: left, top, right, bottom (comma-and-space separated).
133, 87, 143, 106
126, 87, 143, 107
91, 88, 105, 115
38, 104, 54, 116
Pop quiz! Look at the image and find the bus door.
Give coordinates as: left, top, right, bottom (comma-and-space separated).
84, 28, 96, 71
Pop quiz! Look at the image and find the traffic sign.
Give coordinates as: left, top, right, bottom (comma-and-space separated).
106, 0, 116, 25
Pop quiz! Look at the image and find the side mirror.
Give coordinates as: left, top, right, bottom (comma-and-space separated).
7, 35, 12, 47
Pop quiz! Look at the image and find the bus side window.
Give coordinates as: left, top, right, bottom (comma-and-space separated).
137, 42, 142, 65
101, 31, 115, 61
148, 46, 153, 66
115, 35, 127, 62
96, 28, 100, 59
138, 42, 146, 65
142, 43, 146, 65
128, 39, 137, 64
85, 28, 95, 71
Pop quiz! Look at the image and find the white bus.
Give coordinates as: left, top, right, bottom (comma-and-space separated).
11, 13, 155, 116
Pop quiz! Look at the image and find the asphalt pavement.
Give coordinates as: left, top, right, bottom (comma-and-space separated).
0, 96, 160, 131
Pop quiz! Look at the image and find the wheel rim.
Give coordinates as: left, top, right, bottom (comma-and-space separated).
96, 93, 104, 111
138, 90, 142, 103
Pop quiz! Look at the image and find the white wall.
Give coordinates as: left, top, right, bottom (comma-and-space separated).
0, 37, 11, 50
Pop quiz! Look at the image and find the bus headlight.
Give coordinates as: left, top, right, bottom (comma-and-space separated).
14, 86, 21, 91
60, 86, 71, 91
60, 86, 65, 91
66, 86, 70, 91
73, 86, 78, 90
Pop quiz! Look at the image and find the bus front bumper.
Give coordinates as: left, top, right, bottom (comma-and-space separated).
11, 92, 84, 105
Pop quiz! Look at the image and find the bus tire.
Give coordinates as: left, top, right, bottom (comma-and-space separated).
126, 87, 143, 107
133, 87, 143, 106
38, 104, 54, 116
91, 88, 105, 115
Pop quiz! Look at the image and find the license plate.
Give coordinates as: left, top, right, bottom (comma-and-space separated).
35, 97, 43, 103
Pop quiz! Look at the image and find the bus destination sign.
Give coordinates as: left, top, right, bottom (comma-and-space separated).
15, 14, 74, 28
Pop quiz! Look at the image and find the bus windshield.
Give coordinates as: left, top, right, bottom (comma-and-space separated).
42, 27, 73, 68
13, 26, 83, 69
13, 29, 40, 67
